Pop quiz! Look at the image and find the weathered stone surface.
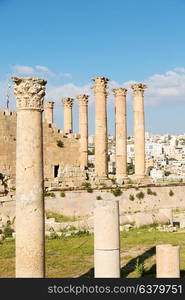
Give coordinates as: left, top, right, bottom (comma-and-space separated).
156, 244, 180, 278
131, 83, 147, 179
44, 101, 54, 124
113, 88, 128, 181
94, 200, 120, 278
92, 77, 109, 179
13, 76, 46, 278
77, 95, 89, 168
62, 98, 74, 134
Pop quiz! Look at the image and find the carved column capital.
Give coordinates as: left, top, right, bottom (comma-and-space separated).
44, 101, 54, 109
77, 94, 89, 105
113, 88, 127, 97
91, 77, 109, 95
131, 83, 147, 96
12, 77, 47, 110
61, 98, 74, 108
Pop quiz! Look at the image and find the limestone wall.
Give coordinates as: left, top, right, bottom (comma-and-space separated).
1, 185, 185, 218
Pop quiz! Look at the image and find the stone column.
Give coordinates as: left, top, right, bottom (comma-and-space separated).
62, 98, 74, 134
92, 77, 109, 179
131, 83, 147, 179
156, 244, 180, 278
94, 199, 120, 278
113, 88, 128, 183
44, 101, 54, 124
77, 94, 89, 168
12, 76, 46, 278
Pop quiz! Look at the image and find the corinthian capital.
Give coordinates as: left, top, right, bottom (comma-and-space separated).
131, 83, 147, 96
12, 77, 47, 110
113, 87, 127, 97
91, 77, 109, 94
76, 94, 89, 105
44, 101, 54, 109
62, 98, 74, 108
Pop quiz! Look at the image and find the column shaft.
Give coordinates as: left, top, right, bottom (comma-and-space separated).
131, 83, 147, 178
77, 95, 89, 168
156, 244, 180, 278
113, 88, 127, 181
92, 77, 109, 179
13, 76, 46, 278
94, 200, 120, 278
62, 98, 73, 134
44, 101, 54, 124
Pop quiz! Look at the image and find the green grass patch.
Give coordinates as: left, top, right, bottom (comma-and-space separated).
1, 228, 185, 278
45, 211, 78, 222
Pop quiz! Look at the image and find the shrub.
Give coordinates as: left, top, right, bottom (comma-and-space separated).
135, 258, 145, 277
87, 187, 93, 193
3, 223, 14, 238
111, 187, 122, 197
136, 191, 145, 199
60, 192, 66, 197
147, 188, 153, 195
147, 188, 157, 196
169, 190, 174, 197
44, 191, 56, 197
57, 140, 64, 148
82, 182, 91, 189
96, 195, 102, 200
129, 194, 135, 201
111, 178, 116, 184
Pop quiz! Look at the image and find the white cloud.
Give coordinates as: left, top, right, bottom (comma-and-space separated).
11, 65, 35, 75
145, 68, 185, 105
35, 65, 54, 77
46, 83, 92, 103
59, 72, 72, 78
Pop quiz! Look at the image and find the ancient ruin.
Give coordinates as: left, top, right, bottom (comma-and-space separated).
0, 75, 183, 279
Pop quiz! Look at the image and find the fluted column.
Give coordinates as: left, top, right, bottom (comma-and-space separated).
44, 101, 54, 124
113, 88, 127, 183
131, 83, 147, 179
77, 94, 89, 168
12, 76, 46, 278
62, 98, 74, 134
92, 77, 109, 179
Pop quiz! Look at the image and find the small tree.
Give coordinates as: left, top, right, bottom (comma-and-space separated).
136, 191, 145, 199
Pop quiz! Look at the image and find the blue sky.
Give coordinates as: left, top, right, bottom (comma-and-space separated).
1, 0, 185, 135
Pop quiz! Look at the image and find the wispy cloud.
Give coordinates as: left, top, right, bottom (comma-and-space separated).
35, 65, 55, 77
11, 65, 35, 75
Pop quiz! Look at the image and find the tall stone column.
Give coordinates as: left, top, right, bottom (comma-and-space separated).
94, 200, 120, 278
92, 77, 109, 179
77, 94, 89, 168
113, 88, 127, 183
156, 244, 180, 278
62, 98, 74, 134
12, 76, 46, 278
131, 83, 147, 179
44, 101, 54, 124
